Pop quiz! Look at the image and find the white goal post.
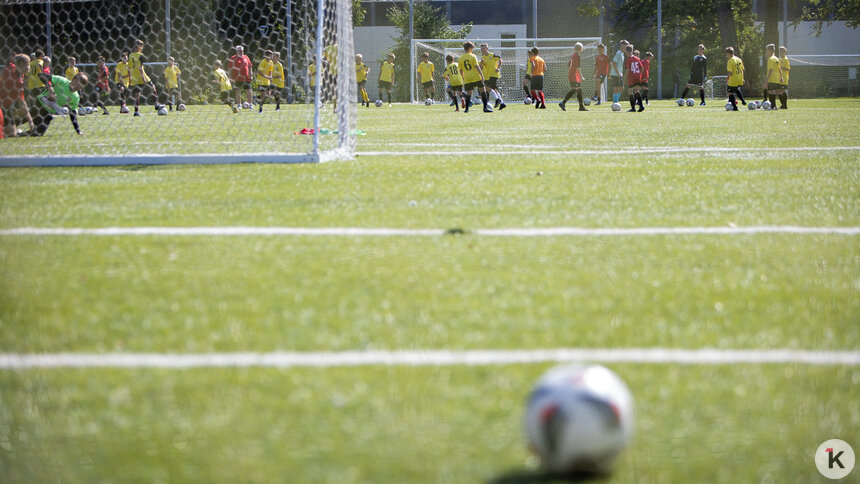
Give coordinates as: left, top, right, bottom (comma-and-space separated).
0, 0, 356, 166
410, 37, 603, 105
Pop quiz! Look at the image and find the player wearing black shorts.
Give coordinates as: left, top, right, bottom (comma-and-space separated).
680, 44, 708, 105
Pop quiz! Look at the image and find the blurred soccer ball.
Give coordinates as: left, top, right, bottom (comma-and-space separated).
119, 105, 129, 114
177, 104, 186, 111
424, 98, 432, 106
752, 101, 761, 109
157, 106, 168, 116
675, 99, 684, 106
242, 102, 251, 109
611, 102, 622, 112
762, 100, 771, 110
583, 98, 591, 106
524, 97, 533, 105
685, 98, 695, 106
375, 99, 383, 107
725, 103, 733, 111
748, 102, 757, 110
61, 107, 69, 115
77, 108, 86, 116
525, 364, 634, 475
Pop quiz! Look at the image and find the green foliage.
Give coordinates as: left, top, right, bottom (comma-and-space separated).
793, 0, 860, 36
384, 0, 472, 102
352, 0, 366, 26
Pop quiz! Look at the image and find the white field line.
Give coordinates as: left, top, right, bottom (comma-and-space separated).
358, 146, 860, 156
0, 349, 858, 369
1, 226, 859, 237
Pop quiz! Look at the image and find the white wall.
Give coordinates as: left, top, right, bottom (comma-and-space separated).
777, 21, 860, 55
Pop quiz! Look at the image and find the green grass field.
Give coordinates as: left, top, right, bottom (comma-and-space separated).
1, 99, 858, 483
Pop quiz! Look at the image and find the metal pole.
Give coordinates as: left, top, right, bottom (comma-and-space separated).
409, 0, 414, 103
532, 0, 537, 38
313, 0, 324, 155
782, 0, 787, 48
45, 2, 52, 59
165, 0, 171, 57
286, 6, 293, 103
598, 3, 603, 40
657, 0, 662, 99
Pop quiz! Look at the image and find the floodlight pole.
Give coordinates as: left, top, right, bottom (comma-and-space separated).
313, 0, 325, 154
657, 0, 662, 99
45, 2, 52, 59
782, 0, 788, 48
409, 0, 414, 103
165, 0, 172, 57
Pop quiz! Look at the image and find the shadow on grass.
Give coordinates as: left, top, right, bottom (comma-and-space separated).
488, 468, 610, 484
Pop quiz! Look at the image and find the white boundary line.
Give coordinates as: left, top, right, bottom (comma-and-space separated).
1, 226, 859, 237
358, 146, 860, 156
1, 349, 857, 369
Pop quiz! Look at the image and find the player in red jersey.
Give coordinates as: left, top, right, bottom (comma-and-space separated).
623, 44, 644, 112
0, 54, 34, 138
641, 51, 653, 105
228, 45, 254, 109
92, 55, 111, 115
592, 43, 610, 105
559, 42, 587, 111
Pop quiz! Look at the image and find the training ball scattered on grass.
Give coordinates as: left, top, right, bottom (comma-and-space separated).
242, 102, 251, 109
177, 104, 186, 111
676, 99, 684, 106
524, 97, 533, 105
425, 98, 433, 106
611, 102, 621, 112
725, 103, 733, 111
686, 98, 695, 106
119, 105, 129, 114
525, 364, 634, 476
762, 100, 771, 110
583, 98, 591, 106
748, 102, 757, 110
375, 99, 383, 107
157, 106, 168, 116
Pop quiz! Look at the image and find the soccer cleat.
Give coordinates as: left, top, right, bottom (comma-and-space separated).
558, 102, 566, 111
594, 100, 601, 106
102, 111, 110, 115
483, 105, 493, 113
134, 111, 141, 116
579, 106, 588, 111
637, 106, 644, 112
449, 100, 456, 106
231, 105, 239, 113
699, 101, 706, 106
591, 96, 598, 102
494, 99, 500, 108
539, 104, 546, 109
628, 108, 636, 112
498, 103, 506, 110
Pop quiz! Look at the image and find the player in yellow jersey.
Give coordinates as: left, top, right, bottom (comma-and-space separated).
777, 46, 790, 109
271, 51, 285, 110
128, 39, 164, 116
479, 43, 506, 110
355, 54, 370, 107
324, 44, 338, 108
763, 43, 783, 110
416, 52, 435, 102
65, 56, 79, 81
211, 60, 237, 113
307, 55, 317, 102
164, 56, 182, 111
443, 54, 464, 111
26, 49, 46, 120
458, 41, 489, 113
255, 49, 274, 113
724, 47, 745, 110
114, 52, 131, 112
378, 53, 395, 106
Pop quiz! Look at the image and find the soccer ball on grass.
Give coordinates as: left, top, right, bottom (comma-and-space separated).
157, 106, 168, 116
524, 97, 533, 105
685, 98, 695, 106
725, 103, 734, 111
583, 98, 591, 106
525, 364, 634, 475
242, 102, 251, 109
424, 98, 433, 106
375, 99, 383, 107
177, 104, 186, 111
610, 102, 622, 112
675, 99, 684, 106
761, 100, 772, 110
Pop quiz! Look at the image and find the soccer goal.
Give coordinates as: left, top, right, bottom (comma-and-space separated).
410, 37, 603, 105
0, 0, 356, 166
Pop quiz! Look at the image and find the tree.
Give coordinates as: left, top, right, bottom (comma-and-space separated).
385, 0, 472, 102
352, 0, 365, 27
794, 0, 860, 36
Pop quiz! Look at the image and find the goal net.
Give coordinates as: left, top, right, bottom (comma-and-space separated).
0, 0, 356, 166
410, 37, 603, 105
782, 55, 860, 98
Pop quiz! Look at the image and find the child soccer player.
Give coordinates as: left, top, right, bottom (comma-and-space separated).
624, 45, 644, 112
559, 42, 587, 112
680, 44, 708, 106
92, 55, 111, 115
778, 46, 790, 109
610, 40, 628, 104
725, 47, 745, 110
308, 55, 317, 101
65, 56, 78, 80
592, 43, 610, 105
164, 56, 182, 110
255, 49, 274, 113
416, 51, 435, 101
763, 44, 783, 110
114, 52, 130, 112
641, 52, 653, 105
229, 45, 254, 109
458, 41, 489, 113
355, 54, 370, 107
443, 54, 463, 111
128, 39, 164, 116
32, 72, 89, 136
378, 53, 395, 106
1, 54, 35, 138
271, 51, 286, 110
480, 43, 505, 110
212, 60, 236, 113
529, 47, 547, 109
